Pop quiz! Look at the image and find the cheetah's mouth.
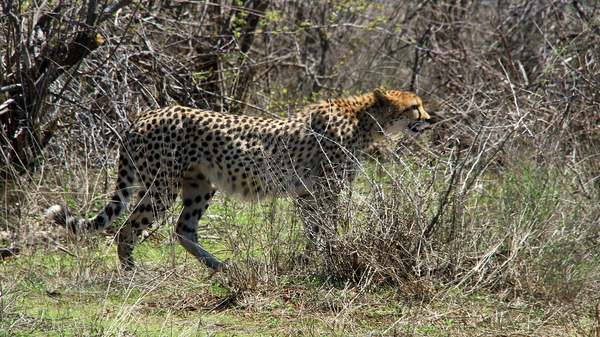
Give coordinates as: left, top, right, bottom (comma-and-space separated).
407, 121, 422, 135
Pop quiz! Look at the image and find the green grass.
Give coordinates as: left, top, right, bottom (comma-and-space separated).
2, 247, 591, 336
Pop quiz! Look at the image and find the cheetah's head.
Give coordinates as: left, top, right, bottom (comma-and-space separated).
373, 89, 430, 137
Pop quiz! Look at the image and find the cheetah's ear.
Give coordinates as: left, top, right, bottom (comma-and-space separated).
373, 88, 389, 103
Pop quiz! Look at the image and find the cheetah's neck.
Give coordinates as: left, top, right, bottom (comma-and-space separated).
291, 93, 384, 150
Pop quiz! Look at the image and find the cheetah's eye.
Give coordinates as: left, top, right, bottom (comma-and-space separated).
411, 105, 419, 110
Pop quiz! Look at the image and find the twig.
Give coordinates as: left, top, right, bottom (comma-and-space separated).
98, 0, 134, 24
424, 147, 462, 239
493, 24, 517, 75
595, 299, 600, 337
533, 20, 600, 91
86, 0, 98, 26
409, 25, 431, 92
464, 124, 517, 194
0, 84, 22, 93
572, 0, 600, 37
2, 0, 20, 29
459, 61, 529, 194
78, 3, 139, 76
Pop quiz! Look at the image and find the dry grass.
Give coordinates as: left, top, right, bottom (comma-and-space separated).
0, 235, 593, 335
2, 0, 600, 335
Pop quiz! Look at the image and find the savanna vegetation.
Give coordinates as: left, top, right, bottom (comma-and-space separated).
1, 0, 599, 335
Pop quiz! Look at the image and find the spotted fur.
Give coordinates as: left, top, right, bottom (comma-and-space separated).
46, 89, 430, 270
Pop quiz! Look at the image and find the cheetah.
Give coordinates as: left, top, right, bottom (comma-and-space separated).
46, 89, 430, 270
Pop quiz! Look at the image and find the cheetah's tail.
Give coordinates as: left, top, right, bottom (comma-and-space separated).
45, 144, 136, 235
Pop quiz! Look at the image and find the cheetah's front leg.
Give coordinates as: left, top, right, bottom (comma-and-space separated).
297, 195, 324, 250
297, 191, 341, 252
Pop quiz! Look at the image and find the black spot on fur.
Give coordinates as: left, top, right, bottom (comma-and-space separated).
114, 204, 122, 216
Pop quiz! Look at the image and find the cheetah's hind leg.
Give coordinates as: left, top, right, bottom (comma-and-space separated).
175, 164, 222, 270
